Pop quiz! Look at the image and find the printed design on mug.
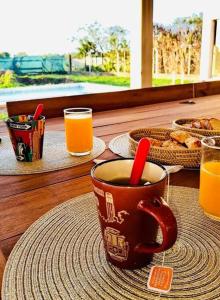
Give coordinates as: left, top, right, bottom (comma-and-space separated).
94, 186, 105, 197
94, 195, 99, 207
99, 192, 129, 224
104, 227, 129, 262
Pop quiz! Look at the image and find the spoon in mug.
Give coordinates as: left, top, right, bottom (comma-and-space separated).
129, 138, 151, 186
33, 104, 44, 120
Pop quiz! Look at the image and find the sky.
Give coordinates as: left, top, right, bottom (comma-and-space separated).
0, 0, 213, 55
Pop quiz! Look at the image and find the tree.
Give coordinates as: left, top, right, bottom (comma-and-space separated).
16, 52, 28, 57
0, 52, 10, 58
77, 39, 96, 71
153, 13, 203, 80
173, 15, 201, 80
120, 38, 130, 73
73, 22, 108, 69
79, 22, 108, 56
107, 26, 128, 75
71, 22, 130, 74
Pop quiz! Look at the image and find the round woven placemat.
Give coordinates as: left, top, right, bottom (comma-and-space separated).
2, 186, 220, 300
0, 131, 106, 175
109, 133, 131, 157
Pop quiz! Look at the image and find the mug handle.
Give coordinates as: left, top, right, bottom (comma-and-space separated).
134, 197, 177, 254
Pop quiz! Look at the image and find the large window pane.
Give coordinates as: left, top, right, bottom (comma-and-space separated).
153, 0, 203, 85
0, 0, 132, 105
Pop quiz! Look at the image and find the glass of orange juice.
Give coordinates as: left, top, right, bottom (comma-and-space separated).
199, 136, 220, 221
64, 108, 93, 156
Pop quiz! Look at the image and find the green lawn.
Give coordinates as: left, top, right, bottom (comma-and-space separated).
13, 73, 191, 88
70, 75, 190, 86
153, 78, 191, 86
70, 74, 130, 86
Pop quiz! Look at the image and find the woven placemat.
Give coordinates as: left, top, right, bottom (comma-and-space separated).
2, 186, 220, 300
0, 131, 106, 175
109, 133, 131, 157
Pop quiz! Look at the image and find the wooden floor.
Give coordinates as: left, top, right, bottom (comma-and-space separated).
1, 94, 220, 259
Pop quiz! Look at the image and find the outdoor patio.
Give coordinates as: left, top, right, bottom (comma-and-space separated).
1, 1, 220, 299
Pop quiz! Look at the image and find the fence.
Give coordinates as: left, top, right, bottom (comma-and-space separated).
0, 55, 67, 74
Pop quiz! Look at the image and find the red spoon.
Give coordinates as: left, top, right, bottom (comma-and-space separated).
129, 138, 151, 185
33, 104, 43, 120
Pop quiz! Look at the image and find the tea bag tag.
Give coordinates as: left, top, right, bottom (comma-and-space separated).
147, 266, 173, 293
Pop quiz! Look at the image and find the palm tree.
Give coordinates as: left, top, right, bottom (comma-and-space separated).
75, 22, 108, 66
107, 26, 128, 75
77, 39, 96, 71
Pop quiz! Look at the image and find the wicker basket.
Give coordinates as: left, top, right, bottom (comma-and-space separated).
172, 118, 220, 137
128, 127, 203, 168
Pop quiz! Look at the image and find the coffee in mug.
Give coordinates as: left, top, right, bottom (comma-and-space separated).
91, 158, 177, 269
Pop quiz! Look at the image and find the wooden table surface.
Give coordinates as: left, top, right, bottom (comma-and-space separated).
1, 94, 220, 262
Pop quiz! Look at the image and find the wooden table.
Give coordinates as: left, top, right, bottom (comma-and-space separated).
0, 94, 220, 286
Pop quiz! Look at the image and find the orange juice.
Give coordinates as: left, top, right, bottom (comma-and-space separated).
199, 161, 220, 220
64, 113, 93, 155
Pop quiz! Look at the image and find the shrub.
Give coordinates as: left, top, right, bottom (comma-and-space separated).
91, 65, 105, 72
0, 112, 8, 121
16, 74, 73, 85
0, 70, 16, 88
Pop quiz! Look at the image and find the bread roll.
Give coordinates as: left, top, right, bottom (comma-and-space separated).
162, 140, 186, 149
185, 137, 201, 149
210, 118, 220, 130
192, 120, 201, 129
200, 119, 212, 130
170, 130, 191, 144
147, 137, 163, 147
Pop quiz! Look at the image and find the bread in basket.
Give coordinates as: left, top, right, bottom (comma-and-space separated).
128, 127, 203, 168
173, 118, 220, 137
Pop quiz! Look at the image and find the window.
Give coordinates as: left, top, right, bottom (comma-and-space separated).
0, 0, 133, 104
153, 0, 203, 85
0, 0, 217, 111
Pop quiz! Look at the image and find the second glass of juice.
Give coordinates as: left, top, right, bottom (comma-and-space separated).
199, 136, 220, 221
64, 108, 93, 156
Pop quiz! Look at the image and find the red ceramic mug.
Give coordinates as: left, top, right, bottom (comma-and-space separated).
91, 158, 177, 269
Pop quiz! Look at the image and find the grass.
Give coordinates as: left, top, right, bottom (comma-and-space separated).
15, 73, 130, 87
71, 75, 190, 86
13, 73, 191, 88
67, 74, 190, 87
70, 74, 130, 86
153, 78, 191, 86
0, 112, 8, 121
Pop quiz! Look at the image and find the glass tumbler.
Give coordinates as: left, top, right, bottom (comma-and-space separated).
199, 136, 220, 221
64, 108, 93, 156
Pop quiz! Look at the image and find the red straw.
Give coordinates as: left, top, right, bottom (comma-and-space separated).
33, 104, 44, 120
129, 138, 151, 185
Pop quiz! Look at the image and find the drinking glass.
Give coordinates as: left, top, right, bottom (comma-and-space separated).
64, 108, 93, 156
199, 136, 220, 221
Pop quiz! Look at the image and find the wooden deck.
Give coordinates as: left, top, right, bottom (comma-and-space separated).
1, 93, 220, 290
